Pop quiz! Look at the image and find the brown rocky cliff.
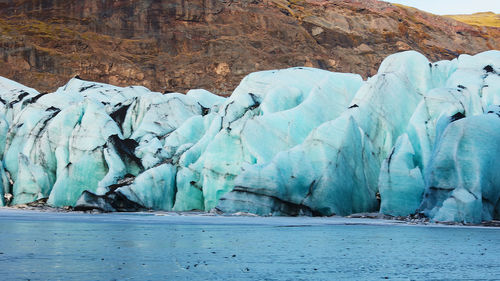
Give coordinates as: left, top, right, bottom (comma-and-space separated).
0, 0, 498, 95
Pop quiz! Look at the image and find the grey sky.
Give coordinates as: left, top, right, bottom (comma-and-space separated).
381, 0, 500, 15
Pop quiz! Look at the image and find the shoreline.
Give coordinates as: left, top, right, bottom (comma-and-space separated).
2, 206, 499, 229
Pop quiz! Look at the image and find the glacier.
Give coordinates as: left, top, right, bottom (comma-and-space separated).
0, 50, 499, 223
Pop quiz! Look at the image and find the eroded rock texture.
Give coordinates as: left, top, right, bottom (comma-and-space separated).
0, 0, 498, 95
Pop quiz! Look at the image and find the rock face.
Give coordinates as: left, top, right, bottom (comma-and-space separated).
0, 0, 498, 95
0, 50, 499, 223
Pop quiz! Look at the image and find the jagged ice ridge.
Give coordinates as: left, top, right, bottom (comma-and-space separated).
0, 51, 499, 223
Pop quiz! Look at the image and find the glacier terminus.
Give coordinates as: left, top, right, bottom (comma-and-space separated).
0, 50, 499, 223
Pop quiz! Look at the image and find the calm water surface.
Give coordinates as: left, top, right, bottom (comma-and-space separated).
0, 209, 499, 280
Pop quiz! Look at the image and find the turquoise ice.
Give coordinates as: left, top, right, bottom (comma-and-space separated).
0, 50, 499, 223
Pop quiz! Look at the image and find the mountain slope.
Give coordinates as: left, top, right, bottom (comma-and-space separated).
0, 0, 498, 95
446, 12, 500, 28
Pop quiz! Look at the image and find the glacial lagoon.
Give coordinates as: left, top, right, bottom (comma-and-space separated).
0, 209, 499, 280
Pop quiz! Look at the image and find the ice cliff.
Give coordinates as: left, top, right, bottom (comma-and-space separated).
0, 50, 499, 223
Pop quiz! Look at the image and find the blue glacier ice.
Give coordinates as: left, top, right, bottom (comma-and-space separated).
0, 50, 499, 223
420, 112, 500, 223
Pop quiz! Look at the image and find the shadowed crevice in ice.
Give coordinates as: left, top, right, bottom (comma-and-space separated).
106, 134, 143, 170
216, 188, 322, 216
74, 190, 145, 212
109, 101, 133, 131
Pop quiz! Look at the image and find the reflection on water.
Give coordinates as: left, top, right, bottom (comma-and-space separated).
0, 210, 499, 280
